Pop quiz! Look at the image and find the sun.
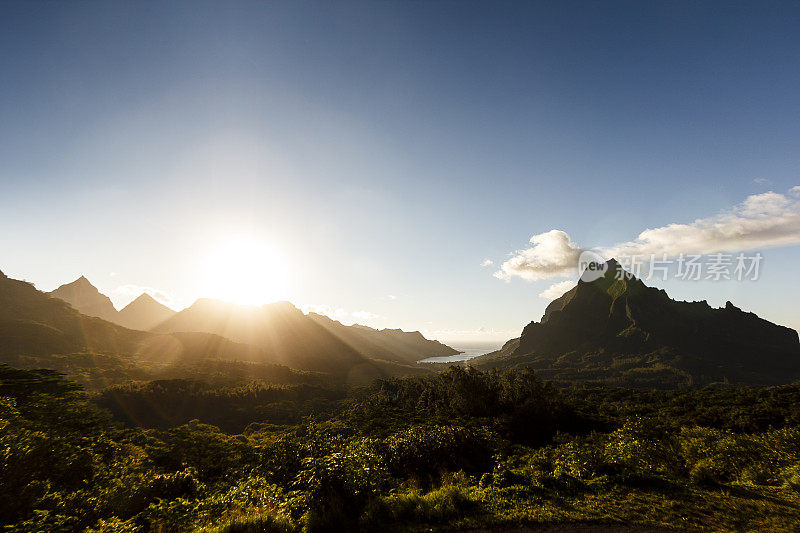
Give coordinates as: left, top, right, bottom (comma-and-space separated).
200, 236, 291, 306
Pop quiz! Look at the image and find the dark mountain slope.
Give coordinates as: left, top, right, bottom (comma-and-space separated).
1, 270, 143, 356
2, 270, 428, 382
0, 271, 286, 371
150, 299, 396, 375
474, 259, 800, 387
306, 312, 458, 364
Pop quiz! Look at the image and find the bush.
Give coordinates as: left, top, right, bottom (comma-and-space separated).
384, 425, 495, 483
689, 462, 718, 487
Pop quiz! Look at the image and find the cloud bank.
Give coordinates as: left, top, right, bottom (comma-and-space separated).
495, 187, 800, 282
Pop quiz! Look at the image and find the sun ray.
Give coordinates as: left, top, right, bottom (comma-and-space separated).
199, 236, 290, 305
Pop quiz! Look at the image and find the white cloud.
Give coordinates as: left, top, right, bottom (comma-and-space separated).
480, 259, 494, 267
301, 303, 383, 327
604, 188, 800, 258
538, 280, 577, 299
112, 284, 175, 309
496, 186, 800, 282
753, 177, 771, 185
494, 229, 583, 281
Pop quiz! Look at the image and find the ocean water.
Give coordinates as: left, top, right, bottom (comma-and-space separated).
418, 342, 504, 364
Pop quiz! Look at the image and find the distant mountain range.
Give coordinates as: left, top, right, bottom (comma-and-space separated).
150, 298, 372, 374
43, 275, 456, 368
47, 277, 177, 330
474, 259, 800, 387
307, 312, 459, 364
10, 263, 800, 388
0, 270, 454, 385
0, 269, 249, 362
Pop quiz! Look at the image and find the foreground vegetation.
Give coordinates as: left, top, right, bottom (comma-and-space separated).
3, 364, 800, 531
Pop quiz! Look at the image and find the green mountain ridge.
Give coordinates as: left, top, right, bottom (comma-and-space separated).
475, 259, 800, 387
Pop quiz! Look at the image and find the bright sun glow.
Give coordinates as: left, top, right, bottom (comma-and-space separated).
201, 236, 291, 306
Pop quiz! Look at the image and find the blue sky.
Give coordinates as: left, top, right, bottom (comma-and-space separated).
2, 1, 800, 343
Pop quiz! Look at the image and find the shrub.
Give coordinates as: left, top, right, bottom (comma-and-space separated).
689, 462, 718, 487
384, 425, 495, 483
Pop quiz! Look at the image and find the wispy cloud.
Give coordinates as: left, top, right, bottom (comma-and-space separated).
480, 259, 494, 267
112, 284, 175, 309
539, 280, 577, 299
495, 186, 800, 282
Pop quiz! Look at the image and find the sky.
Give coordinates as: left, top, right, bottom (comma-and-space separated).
2, 1, 800, 345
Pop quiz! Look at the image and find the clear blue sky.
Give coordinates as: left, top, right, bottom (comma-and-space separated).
2, 1, 800, 343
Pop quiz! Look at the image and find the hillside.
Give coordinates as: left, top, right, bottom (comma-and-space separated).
306, 312, 459, 364
474, 259, 800, 387
150, 299, 427, 377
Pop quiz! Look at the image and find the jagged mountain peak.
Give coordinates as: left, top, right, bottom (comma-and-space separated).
478, 258, 800, 387
48, 275, 119, 322
132, 292, 157, 303
118, 292, 176, 331
61, 275, 97, 289
121, 292, 172, 312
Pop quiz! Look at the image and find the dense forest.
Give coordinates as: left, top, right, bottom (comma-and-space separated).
4, 363, 800, 531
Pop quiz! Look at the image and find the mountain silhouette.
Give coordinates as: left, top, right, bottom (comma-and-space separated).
476, 259, 800, 386
2, 269, 432, 382
150, 299, 413, 376
48, 276, 120, 323
306, 312, 459, 364
2, 271, 145, 356
118, 293, 176, 331
0, 270, 281, 367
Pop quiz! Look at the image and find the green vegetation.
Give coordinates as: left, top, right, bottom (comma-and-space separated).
4, 363, 800, 531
